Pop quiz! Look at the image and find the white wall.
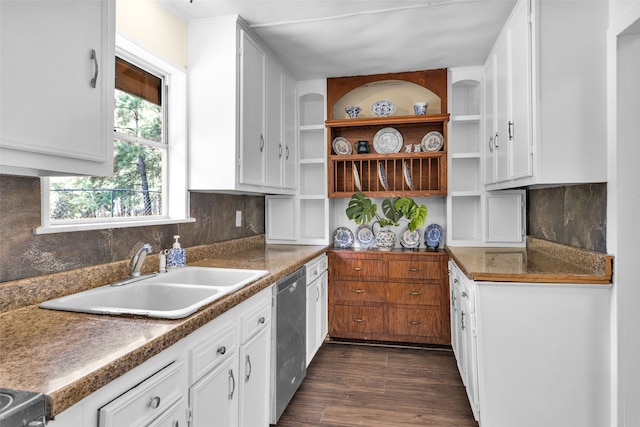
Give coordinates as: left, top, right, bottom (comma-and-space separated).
607, 1, 640, 426
116, 0, 187, 69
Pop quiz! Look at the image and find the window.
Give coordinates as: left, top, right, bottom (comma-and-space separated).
37, 36, 192, 234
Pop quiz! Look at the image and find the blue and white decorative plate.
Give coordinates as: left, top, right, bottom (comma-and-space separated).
333, 227, 355, 248
371, 100, 396, 117
355, 224, 375, 248
377, 161, 388, 190
373, 127, 403, 153
420, 131, 444, 152
424, 223, 443, 248
400, 227, 421, 249
332, 137, 352, 155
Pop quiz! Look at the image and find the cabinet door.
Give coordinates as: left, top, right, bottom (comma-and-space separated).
494, 36, 510, 183
486, 191, 525, 243
462, 299, 480, 421
306, 279, 319, 366
0, 0, 114, 177
189, 356, 239, 427
239, 30, 265, 187
283, 75, 297, 190
508, 1, 533, 180
318, 270, 329, 347
265, 56, 283, 188
239, 328, 270, 427
483, 55, 497, 185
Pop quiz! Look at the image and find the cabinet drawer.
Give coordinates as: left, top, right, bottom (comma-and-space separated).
386, 282, 441, 306
99, 361, 184, 427
332, 281, 386, 303
306, 253, 328, 280
388, 259, 443, 281
386, 307, 441, 338
189, 322, 237, 382
331, 304, 384, 335
330, 253, 387, 281
241, 300, 271, 342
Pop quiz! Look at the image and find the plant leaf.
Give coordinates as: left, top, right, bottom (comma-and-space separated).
345, 192, 377, 225
381, 198, 401, 226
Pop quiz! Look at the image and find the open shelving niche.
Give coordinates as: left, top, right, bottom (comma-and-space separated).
266, 79, 330, 245
447, 67, 525, 247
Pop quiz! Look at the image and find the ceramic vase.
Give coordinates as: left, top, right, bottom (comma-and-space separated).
375, 226, 396, 251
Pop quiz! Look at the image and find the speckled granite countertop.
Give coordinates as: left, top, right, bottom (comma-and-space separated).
446, 237, 613, 284
0, 236, 328, 418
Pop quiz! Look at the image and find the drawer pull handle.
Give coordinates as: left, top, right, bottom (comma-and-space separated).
409, 268, 421, 272
461, 291, 468, 298
351, 289, 365, 293
217, 346, 227, 355
454, 278, 459, 284
229, 369, 236, 400
352, 267, 364, 271
408, 291, 422, 296
258, 316, 266, 324
409, 321, 421, 326
148, 396, 161, 409
352, 318, 365, 323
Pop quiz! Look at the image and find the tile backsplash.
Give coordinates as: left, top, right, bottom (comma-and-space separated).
527, 183, 607, 253
0, 174, 265, 282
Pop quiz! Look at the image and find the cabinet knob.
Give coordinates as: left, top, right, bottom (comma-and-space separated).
148, 396, 161, 409
461, 291, 468, 298
454, 278, 459, 284
217, 346, 227, 355
258, 316, 266, 324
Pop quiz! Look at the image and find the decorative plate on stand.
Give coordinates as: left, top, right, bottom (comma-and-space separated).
332, 137, 352, 155
333, 227, 355, 248
420, 131, 444, 152
373, 127, 403, 153
424, 224, 443, 248
355, 224, 375, 248
400, 227, 421, 249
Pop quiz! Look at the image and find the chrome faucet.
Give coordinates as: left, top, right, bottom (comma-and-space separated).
130, 243, 153, 277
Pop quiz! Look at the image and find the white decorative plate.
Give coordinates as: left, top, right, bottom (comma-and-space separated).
371, 100, 396, 117
424, 223, 444, 248
377, 161, 388, 190
353, 164, 361, 191
373, 127, 403, 153
400, 227, 421, 249
333, 227, 354, 248
420, 131, 444, 152
332, 137, 352, 155
403, 160, 413, 190
355, 224, 375, 248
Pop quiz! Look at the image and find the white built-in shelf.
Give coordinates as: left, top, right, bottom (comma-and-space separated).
451, 114, 481, 122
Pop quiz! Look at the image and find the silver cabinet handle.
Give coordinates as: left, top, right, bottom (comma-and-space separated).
245, 355, 252, 382
259, 134, 264, 152
279, 143, 283, 158
285, 145, 290, 159
258, 316, 266, 324
217, 345, 226, 355
89, 49, 98, 88
494, 132, 499, 148
454, 278, 459, 284
461, 311, 466, 330
316, 286, 320, 302
228, 369, 236, 400
508, 121, 514, 140
148, 396, 161, 409
489, 136, 494, 152
462, 291, 468, 298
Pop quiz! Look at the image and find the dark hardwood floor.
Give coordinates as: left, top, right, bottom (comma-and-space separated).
276, 341, 479, 427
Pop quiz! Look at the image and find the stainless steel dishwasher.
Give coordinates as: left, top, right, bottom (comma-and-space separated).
270, 267, 306, 424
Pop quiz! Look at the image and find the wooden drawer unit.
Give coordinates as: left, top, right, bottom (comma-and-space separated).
330, 252, 387, 281
332, 280, 387, 303
328, 250, 450, 345
331, 304, 385, 337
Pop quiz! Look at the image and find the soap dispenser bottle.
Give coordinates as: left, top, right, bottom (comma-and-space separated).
167, 235, 186, 268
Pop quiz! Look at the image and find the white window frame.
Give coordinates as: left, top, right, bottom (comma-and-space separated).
36, 35, 193, 234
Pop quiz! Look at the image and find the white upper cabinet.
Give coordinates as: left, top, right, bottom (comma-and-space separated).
188, 16, 296, 194
0, 0, 115, 177
483, 0, 606, 190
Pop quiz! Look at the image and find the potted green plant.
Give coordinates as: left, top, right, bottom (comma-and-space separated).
345, 192, 428, 250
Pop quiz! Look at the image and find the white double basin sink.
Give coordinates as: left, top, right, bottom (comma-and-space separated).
40, 267, 269, 319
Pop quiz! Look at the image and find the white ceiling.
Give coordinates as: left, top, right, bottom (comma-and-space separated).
159, 0, 517, 81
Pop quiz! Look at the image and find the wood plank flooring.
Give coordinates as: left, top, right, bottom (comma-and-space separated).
275, 342, 479, 427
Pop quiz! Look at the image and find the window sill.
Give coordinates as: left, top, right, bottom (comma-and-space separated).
33, 217, 196, 235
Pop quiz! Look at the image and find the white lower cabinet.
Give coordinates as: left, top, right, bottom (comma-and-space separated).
49, 286, 273, 427
305, 254, 329, 366
449, 260, 610, 427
